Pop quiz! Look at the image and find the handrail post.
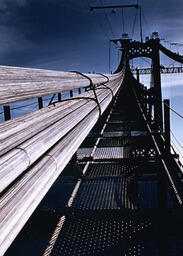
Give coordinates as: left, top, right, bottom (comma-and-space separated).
38, 97, 43, 109
3, 105, 11, 121
58, 93, 62, 102
70, 90, 73, 97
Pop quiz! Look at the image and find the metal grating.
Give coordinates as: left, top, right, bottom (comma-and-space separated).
102, 131, 128, 137
50, 211, 157, 256
104, 123, 146, 132
84, 163, 131, 177
137, 181, 158, 209
169, 237, 183, 256
98, 137, 123, 147
97, 137, 151, 148
93, 147, 124, 160
77, 148, 93, 160
43, 87, 183, 256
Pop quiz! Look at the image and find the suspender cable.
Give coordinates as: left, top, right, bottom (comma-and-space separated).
109, 40, 111, 73
121, 0, 125, 33
87, 0, 110, 40
98, 0, 115, 38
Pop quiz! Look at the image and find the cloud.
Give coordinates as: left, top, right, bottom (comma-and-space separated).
0, 0, 182, 71
0, 0, 108, 69
0, 0, 29, 9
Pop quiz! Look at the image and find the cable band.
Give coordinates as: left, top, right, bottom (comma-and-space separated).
71, 71, 102, 116
97, 73, 114, 98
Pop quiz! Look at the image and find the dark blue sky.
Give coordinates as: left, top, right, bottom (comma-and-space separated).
0, 0, 183, 72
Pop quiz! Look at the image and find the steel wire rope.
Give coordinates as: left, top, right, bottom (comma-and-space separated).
109, 40, 111, 73
70, 70, 102, 116
171, 130, 183, 149
170, 137, 183, 158
135, 86, 183, 164
142, 57, 151, 65
2, 95, 57, 119
136, 87, 183, 158
153, 102, 183, 153
42, 97, 53, 102
98, 0, 116, 38
135, 88, 183, 201
168, 59, 177, 67
144, 94, 183, 157
10, 101, 38, 111
121, 0, 125, 33
156, 120, 183, 157
141, 7, 151, 38
8, 96, 55, 111
131, 7, 138, 38
161, 99, 183, 119
86, 0, 110, 40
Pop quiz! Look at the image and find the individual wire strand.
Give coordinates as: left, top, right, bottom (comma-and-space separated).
87, 0, 110, 40
142, 57, 151, 65
132, 7, 138, 38
163, 100, 183, 119
93, 11, 110, 40
168, 60, 177, 67
170, 137, 183, 158
150, 112, 183, 158
121, 0, 125, 33
10, 101, 38, 110
171, 130, 183, 149
109, 40, 111, 73
7, 95, 54, 112
154, 100, 183, 155
42, 96, 53, 102
141, 7, 151, 37
98, 0, 115, 38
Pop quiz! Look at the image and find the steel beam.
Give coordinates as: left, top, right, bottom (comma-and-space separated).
90, 4, 138, 11
131, 66, 183, 75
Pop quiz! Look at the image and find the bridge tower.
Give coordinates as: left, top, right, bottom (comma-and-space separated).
113, 37, 163, 128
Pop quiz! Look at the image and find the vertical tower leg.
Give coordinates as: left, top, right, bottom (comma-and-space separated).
164, 99, 170, 155
152, 40, 163, 130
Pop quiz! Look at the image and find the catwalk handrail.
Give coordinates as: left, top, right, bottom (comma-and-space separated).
0, 65, 120, 106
